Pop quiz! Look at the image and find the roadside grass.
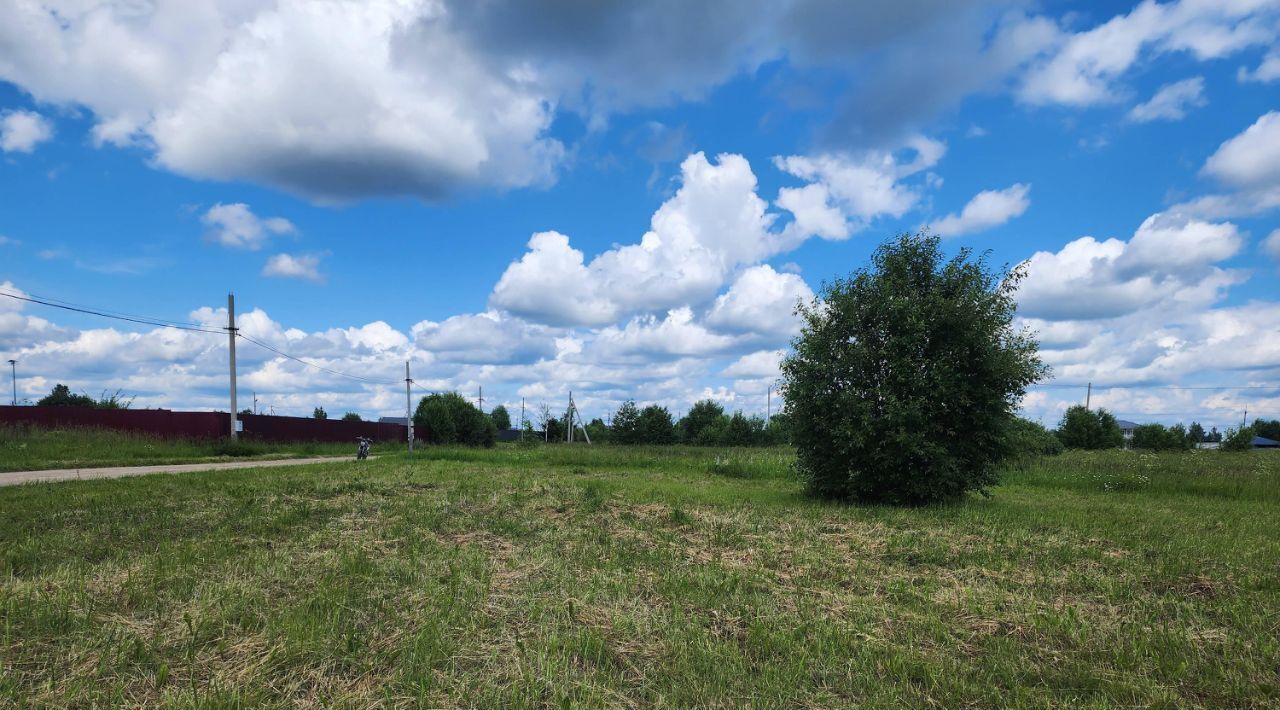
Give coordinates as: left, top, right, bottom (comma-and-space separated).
0, 425, 396, 472
0, 446, 1277, 706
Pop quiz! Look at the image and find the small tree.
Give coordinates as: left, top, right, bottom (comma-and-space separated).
782, 231, 1046, 504
37, 384, 96, 408
1055, 406, 1124, 450
414, 392, 495, 447
637, 405, 676, 444
490, 404, 512, 431
313, 407, 328, 420
585, 417, 610, 443
1187, 421, 1206, 444
1221, 425, 1255, 452
681, 400, 725, 443
611, 400, 642, 445
1130, 423, 1190, 451
341, 412, 362, 422
1254, 418, 1280, 441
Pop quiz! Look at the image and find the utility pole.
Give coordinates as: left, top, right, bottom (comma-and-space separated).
1243, 406, 1248, 428
405, 361, 415, 453
1085, 382, 1092, 410
227, 293, 239, 440
766, 384, 771, 427
520, 397, 526, 441
253, 391, 258, 416
7, 359, 14, 406
566, 391, 572, 443
477, 385, 484, 413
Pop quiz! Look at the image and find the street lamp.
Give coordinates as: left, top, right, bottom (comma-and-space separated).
7, 359, 15, 406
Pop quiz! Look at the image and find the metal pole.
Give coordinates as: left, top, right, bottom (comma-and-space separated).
7, 360, 15, 406
766, 385, 771, 427
405, 361, 414, 453
478, 385, 483, 413
1085, 382, 1091, 410
520, 397, 525, 441
227, 293, 239, 440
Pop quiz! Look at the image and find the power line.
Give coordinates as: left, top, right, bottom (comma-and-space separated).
1030, 383, 1278, 391
236, 332, 399, 386
0, 289, 223, 334
3, 288, 399, 387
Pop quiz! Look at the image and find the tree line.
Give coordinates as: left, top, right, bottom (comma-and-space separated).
1048, 404, 1272, 452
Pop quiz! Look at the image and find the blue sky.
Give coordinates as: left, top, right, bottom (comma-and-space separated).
1, 0, 1278, 428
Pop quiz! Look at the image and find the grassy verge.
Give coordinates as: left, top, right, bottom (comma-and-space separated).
0, 425, 398, 472
0, 447, 1277, 706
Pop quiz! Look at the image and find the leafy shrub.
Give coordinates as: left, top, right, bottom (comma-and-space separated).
1004, 418, 1064, 458
1221, 425, 1255, 452
211, 439, 266, 457
413, 392, 496, 447
1130, 423, 1192, 451
781, 231, 1046, 504
1055, 405, 1124, 450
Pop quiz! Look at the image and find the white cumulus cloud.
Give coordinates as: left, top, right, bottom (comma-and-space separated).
931, 183, 1031, 237
1126, 76, 1206, 122
0, 109, 53, 153
202, 203, 296, 250
262, 253, 324, 283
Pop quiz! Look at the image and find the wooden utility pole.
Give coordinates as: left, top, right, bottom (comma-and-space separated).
1085, 382, 1092, 410
227, 293, 239, 440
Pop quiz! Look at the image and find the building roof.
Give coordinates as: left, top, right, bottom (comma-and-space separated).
378, 416, 409, 425
1254, 435, 1280, 447
1117, 420, 1138, 430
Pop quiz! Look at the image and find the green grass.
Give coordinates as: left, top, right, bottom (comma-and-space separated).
1, 445, 1277, 707
0, 425, 397, 472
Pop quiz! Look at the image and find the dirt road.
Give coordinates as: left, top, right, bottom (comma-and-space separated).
0, 456, 354, 487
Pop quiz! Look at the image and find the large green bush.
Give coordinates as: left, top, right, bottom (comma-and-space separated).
1221, 425, 1255, 452
413, 392, 496, 447
781, 231, 1046, 504
1130, 423, 1192, 451
1055, 405, 1124, 450
1004, 418, 1064, 458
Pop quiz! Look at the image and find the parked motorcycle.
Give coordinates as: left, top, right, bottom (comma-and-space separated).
356, 436, 371, 460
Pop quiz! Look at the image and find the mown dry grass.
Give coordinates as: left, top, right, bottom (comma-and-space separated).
0, 446, 1277, 707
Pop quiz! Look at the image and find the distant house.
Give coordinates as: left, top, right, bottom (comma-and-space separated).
1117, 420, 1138, 443
378, 416, 409, 426
1254, 435, 1280, 449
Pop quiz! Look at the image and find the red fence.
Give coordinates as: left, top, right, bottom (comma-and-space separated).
0, 406, 411, 443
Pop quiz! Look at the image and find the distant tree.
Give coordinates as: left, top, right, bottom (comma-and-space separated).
1055, 406, 1124, 450
611, 400, 642, 445
1187, 421, 1206, 444
536, 402, 555, 440
1004, 418, 1064, 458
782, 231, 1046, 504
1209, 426, 1223, 443
313, 407, 328, 420
341, 412, 362, 422
1130, 423, 1190, 451
1221, 425, 1255, 452
585, 417, 609, 443
239, 408, 254, 417
680, 400, 726, 443
413, 392, 495, 447
37, 384, 97, 408
637, 405, 676, 444
490, 404, 512, 431
544, 414, 564, 442
1253, 418, 1280, 441
763, 412, 793, 446
721, 411, 760, 446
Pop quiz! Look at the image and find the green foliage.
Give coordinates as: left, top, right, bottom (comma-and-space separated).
489, 405, 511, 431
782, 231, 1046, 504
312, 407, 328, 420
36, 384, 132, 409
1221, 425, 1255, 452
637, 405, 676, 444
1254, 418, 1280, 441
341, 412, 362, 422
543, 414, 565, 442
681, 400, 725, 442
610, 400, 641, 445
1130, 423, 1193, 451
585, 417, 609, 443
1055, 405, 1124, 450
1004, 418, 1064, 459
413, 392, 496, 447
1187, 421, 1206, 444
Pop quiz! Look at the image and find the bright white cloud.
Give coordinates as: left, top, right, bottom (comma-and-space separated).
0, 109, 53, 153
1202, 111, 1280, 190
1126, 76, 1206, 122
705, 265, 813, 337
1238, 51, 1280, 82
412, 312, 557, 365
1019, 0, 1274, 106
931, 183, 1031, 237
262, 253, 324, 283
202, 203, 296, 250
589, 307, 741, 363
721, 349, 785, 379
1018, 212, 1244, 321
1264, 229, 1280, 262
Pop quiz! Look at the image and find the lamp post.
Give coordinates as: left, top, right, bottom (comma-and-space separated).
7, 360, 15, 406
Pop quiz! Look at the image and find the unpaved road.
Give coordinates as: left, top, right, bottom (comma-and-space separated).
0, 456, 355, 487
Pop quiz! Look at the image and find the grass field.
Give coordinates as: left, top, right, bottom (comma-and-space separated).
0, 426, 395, 472
1, 445, 1278, 707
